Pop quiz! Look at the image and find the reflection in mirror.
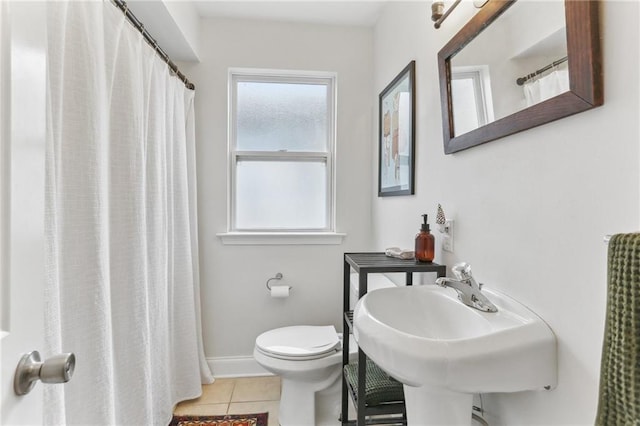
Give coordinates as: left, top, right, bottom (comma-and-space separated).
451, 65, 494, 135
450, 1, 567, 137
438, 0, 602, 154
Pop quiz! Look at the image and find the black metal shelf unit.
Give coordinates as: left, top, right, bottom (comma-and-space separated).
342, 253, 447, 425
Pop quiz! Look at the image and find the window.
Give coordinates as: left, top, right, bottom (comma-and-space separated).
451, 65, 495, 136
227, 69, 337, 238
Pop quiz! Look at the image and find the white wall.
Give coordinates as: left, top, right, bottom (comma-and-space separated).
162, 0, 200, 59
372, 1, 639, 424
128, 0, 200, 61
179, 18, 373, 373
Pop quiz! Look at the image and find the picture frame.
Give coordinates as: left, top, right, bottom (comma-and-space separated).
378, 60, 416, 197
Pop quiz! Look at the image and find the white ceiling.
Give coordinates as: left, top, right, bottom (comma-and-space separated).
192, 1, 388, 27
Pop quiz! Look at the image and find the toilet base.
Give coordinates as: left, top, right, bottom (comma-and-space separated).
279, 367, 342, 426
315, 379, 357, 426
253, 331, 357, 426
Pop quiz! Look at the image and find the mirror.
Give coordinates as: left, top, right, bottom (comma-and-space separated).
450, 1, 567, 135
438, 0, 602, 154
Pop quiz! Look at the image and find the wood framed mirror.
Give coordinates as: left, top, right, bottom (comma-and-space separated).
438, 0, 602, 154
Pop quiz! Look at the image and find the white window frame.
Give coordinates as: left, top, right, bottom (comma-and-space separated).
451, 65, 495, 129
219, 68, 344, 245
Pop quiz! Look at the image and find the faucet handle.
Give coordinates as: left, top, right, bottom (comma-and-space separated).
452, 262, 472, 280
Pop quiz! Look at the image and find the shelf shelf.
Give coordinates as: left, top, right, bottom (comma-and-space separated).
344, 311, 354, 333
341, 253, 447, 425
345, 252, 447, 275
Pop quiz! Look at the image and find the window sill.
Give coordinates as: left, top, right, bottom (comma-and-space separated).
217, 232, 346, 246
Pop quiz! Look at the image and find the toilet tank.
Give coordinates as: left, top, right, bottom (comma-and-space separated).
349, 272, 397, 310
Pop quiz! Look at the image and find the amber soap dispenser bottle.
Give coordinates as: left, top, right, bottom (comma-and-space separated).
415, 214, 435, 262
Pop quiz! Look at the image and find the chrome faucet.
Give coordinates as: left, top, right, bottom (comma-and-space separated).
435, 263, 498, 313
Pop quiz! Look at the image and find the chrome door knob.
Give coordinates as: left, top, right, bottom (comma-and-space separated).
14, 350, 75, 395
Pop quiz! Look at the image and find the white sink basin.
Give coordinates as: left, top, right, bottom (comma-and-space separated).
353, 284, 557, 425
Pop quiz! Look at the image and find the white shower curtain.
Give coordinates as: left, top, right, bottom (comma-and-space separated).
45, 2, 213, 424
523, 64, 570, 107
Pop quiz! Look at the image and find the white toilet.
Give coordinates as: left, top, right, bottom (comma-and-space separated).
253, 325, 356, 426
253, 273, 398, 426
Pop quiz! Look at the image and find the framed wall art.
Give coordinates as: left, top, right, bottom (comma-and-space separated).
378, 60, 416, 197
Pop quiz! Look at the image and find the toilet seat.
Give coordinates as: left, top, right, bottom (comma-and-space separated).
255, 325, 340, 361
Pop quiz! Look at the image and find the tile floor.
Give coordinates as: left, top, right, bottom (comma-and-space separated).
174, 376, 281, 426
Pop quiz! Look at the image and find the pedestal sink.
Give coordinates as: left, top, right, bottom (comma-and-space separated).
353, 284, 557, 425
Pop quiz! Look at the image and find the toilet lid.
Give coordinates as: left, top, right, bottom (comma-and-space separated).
256, 325, 340, 359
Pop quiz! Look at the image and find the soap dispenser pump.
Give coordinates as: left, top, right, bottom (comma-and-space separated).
415, 214, 435, 262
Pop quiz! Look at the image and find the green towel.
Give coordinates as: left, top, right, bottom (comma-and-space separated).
596, 233, 640, 425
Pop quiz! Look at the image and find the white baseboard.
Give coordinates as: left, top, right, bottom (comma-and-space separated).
208, 356, 273, 378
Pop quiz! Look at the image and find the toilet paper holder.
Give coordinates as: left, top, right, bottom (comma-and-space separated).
266, 273, 292, 292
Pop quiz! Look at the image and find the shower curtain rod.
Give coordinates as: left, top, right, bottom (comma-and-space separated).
112, 0, 195, 90
516, 56, 568, 86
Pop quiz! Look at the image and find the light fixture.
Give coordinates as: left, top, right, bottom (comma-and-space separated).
431, 0, 489, 29
431, 0, 461, 28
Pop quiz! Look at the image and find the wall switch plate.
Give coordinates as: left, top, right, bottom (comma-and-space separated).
442, 220, 454, 253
